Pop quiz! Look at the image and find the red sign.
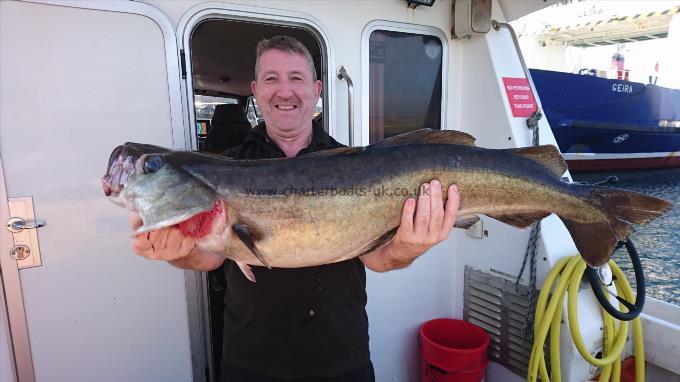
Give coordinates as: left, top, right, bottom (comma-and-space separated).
502, 77, 537, 117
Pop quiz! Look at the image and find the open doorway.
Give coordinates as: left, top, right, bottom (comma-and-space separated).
188, 18, 326, 380
190, 19, 325, 153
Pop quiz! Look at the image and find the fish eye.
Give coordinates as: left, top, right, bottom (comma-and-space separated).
143, 155, 164, 174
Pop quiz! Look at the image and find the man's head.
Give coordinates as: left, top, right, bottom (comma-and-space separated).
251, 36, 322, 137
254, 36, 317, 81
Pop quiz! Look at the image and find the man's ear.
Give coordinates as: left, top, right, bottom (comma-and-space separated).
315, 80, 322, 98
251, 80, 258, 97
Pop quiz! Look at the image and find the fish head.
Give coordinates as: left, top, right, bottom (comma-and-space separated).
102, 143, 171, 207
102, 143, 218, 234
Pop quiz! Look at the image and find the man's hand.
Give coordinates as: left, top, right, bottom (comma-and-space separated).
129, 213, 224, 271
130, 213, 195, 261
360, 180, 459, 272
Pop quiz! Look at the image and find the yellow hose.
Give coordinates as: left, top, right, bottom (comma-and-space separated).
527, 255, 645, 382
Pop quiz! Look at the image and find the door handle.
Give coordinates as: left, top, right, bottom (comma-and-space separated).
6, 217, 46, 233
336, 66, 354, 147
5, 197, 44, 269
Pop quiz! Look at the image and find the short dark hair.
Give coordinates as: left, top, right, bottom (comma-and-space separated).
254, 35, 317, 81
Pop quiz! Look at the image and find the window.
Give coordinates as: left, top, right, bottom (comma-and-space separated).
193, 95, 239, 150
368, 30, 443, 143
195, 95, 239, 121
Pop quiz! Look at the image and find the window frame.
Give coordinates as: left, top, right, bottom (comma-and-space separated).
360, 20, 449, 146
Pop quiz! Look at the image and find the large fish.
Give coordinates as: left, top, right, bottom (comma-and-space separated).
102, 129, 671, 274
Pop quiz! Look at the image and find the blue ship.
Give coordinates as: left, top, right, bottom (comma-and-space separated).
530, 68, 680, 171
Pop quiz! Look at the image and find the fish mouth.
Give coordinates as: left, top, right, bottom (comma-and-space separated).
102, 144, 137, 199
102, 143, 171, 200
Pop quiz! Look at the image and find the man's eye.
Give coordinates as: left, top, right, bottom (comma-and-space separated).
291, 76, 303, 82
264, 77, 276, 82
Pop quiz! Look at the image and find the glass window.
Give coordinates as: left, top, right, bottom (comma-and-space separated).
369, 30, 443, 143
194, 95, 238, 121
194, 95, 239, 151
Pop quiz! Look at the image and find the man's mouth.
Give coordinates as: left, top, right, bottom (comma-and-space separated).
275, 105, 298, 111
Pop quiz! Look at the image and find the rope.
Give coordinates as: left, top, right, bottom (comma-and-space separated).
515, 108, 542, 289
515, 108, 543, 358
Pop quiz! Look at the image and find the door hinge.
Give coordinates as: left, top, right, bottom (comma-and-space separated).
180, 49, 187, 79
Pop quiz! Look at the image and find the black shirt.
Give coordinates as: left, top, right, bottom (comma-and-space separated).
220, 123, 370, 379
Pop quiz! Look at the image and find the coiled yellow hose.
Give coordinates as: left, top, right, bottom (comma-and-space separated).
527, 255, 645, 382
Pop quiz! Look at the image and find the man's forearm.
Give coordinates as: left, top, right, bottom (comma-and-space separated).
360, 243, 421, 273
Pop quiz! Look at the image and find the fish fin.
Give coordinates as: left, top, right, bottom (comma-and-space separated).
509, 145, 567, 177
560, 218, 623, 267
370, 129, 476, 147
560, 186, 671, 266
486, 212, 550, 229
232, 224, 271, 269
235, 261, 256, 283
357, 227, 399, 257
454, 215, 481, 229
301, 147, 365, 157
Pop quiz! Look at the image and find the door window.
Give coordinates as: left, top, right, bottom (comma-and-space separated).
368, 30, 443, 143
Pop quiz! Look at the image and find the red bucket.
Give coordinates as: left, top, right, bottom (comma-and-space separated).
419, 319, 489, 382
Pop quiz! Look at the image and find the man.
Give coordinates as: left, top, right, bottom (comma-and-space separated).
130, 36, 459, 381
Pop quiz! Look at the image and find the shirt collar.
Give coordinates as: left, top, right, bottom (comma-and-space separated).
246, 122, 334, 152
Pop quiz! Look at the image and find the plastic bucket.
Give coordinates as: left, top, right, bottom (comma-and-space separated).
419, 319, 489, 382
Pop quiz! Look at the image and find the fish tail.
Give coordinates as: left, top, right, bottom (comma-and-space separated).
559, 186, 671, 267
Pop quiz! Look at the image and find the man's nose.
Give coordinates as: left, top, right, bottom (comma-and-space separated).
274, 79, 295, 98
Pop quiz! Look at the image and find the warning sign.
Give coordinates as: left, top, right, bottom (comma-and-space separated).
502, 77, 537, 117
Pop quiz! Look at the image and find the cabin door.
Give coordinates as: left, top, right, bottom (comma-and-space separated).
0, 1, 196, 381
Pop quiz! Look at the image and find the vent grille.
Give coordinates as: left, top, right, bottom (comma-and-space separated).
464, 266, 535, 377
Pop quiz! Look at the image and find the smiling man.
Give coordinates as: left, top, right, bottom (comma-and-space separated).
250, 42, 323, 157
130, 36, 459, 382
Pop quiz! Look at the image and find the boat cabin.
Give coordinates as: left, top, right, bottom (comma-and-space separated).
1, 1, 678, 381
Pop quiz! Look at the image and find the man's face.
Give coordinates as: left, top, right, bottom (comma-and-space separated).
251, 49, 322, 135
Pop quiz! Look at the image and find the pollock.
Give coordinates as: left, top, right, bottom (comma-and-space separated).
102, 129, 671, 275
